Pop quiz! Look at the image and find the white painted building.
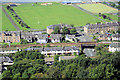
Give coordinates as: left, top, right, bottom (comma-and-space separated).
50, 34, 62, 43
112, 34, 120, 41
109, 43, 120, 52
65, 34, 75, 42
26, 46, 80, 56
0, 47, 20, 54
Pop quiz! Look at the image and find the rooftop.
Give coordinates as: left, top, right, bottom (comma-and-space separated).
47, 24, 73, 29
109, 43, 120, 48
45, 57, 54, 62
112, 34, 120, 38
59, 56, 76, 61
0, 31, 20, 36
26, 46, 79, 52
84, 22, 119, 29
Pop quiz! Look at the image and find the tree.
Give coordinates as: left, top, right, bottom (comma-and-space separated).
70, 28, 77, 34
13, 72, 21, 78
54, 26, 60, 34
20, 39, 28, 44
46, 67, 61, 78
117, 27, 120, 34
45, 43, 51, 47
88, 64, 106, 78
102, 14, 107, 19
42, 32, 47, 34
73, 52, 77, 56
71, 24, 74, 27
99, 13, 102, 17
54, 55, 59, 61
22, 71, 29, 78
62, 27, 69, 34
2, 70, 11, 78
51, 32, 54, 34
110, 3, 116, 7
31, 73, 44, 78
6, 6, 11, 10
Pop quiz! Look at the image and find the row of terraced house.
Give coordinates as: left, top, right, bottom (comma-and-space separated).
0, 22, 119, 43
84, 22, 119, 34
0, 31, 62, 43
26, 46, 80, 56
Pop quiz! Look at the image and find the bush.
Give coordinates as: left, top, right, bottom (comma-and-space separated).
20, 39, 28, 44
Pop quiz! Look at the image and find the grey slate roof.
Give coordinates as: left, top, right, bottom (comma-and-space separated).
0, 47, 17, 51
76, 36, 93, 42
112, 34, 120, 38
44, 47, 63, 51
0, 31, 20, 36
65, 34, 75, 39
26, 48, 43, 52
83, 48, 96, 57
59, 56, 76, 61
37, 34, 48, 39
0, 56, 13, 63
50, 34, 62, 39
26, 46, 79, 52
109, 43, 120, 48
47, 24, 73, 29
84, 22, 119, 29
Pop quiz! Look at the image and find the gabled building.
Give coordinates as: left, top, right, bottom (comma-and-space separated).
59, 56, 76, 61
112, 34, 120, 41
49, 34, 62, 43
76, 35, 93, 42
65, 34, 75, 42
36, 34, 48, 44
26, 46, 80, 56
98, 34, 112, 41
109, 43, 120, 52
0, 47, 21, 54
21, 32, 35, 42
84, 22, 119, 34
21, 32, 47, 43
0, 31, 20, 43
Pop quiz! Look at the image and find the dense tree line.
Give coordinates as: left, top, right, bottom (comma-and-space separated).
103, 2, 120, 10
99, 13, 111, 20
2, 51, 47, 79
2, 50, 120, 79
6, 6, 30, 28
52, 26, 77, 35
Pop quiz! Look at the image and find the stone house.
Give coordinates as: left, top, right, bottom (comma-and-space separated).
0, 31, 20, 43
84, 22, 119, 34
49, 34, 62, 43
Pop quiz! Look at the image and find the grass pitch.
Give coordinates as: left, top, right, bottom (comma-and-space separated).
11, 3, 103, 30
77, 3, 118, 14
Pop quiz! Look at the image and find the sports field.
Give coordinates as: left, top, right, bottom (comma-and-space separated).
77, 3, 118, 14
11, 3, 103, 30
0, 8, 16, 31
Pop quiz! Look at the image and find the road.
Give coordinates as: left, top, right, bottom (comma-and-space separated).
2, 7, 20, 31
